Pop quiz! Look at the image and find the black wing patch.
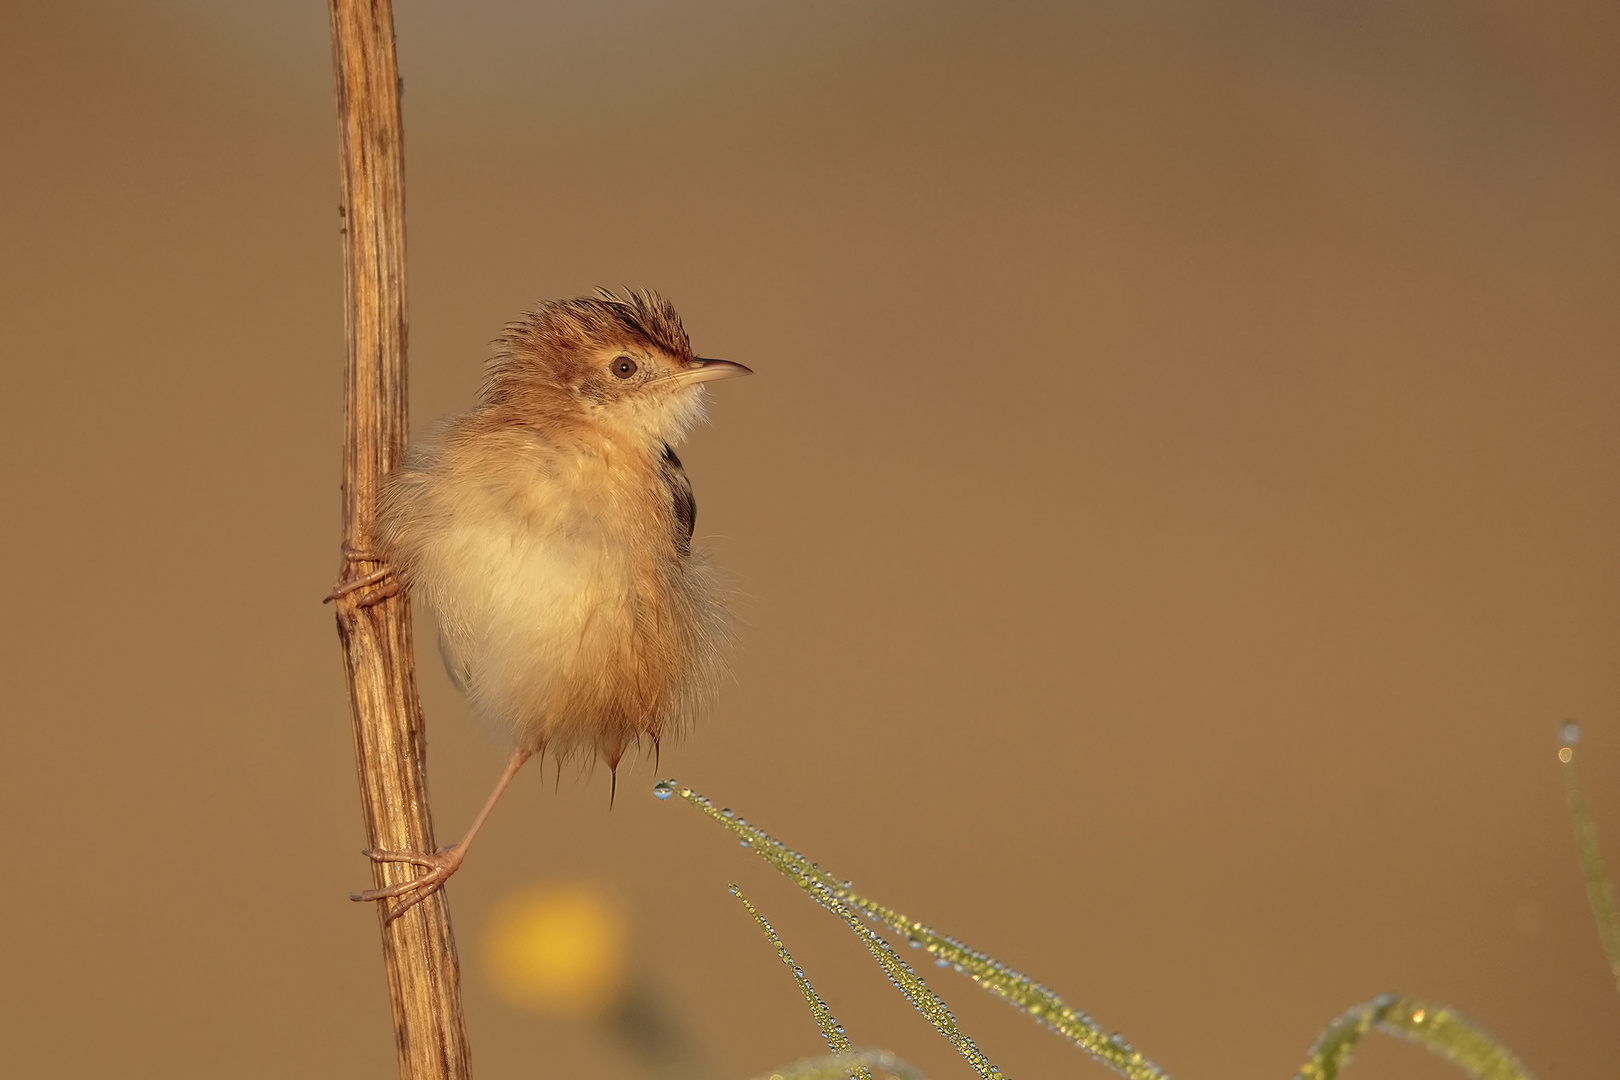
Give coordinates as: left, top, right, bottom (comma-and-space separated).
661, 444, 696, 557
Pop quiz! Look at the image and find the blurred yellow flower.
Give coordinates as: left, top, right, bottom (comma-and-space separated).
484, 883, 628, 1015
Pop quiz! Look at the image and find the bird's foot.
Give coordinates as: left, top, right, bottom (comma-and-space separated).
325, 542, 401, 607
350, 845, 465, 922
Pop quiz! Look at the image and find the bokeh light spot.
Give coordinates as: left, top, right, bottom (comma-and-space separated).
483, 883, 627, 1015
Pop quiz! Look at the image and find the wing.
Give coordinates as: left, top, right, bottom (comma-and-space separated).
660, 443, 696, 557
436, 632, 471, 693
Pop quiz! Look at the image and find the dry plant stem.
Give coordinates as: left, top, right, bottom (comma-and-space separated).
329, 1, 472, 1077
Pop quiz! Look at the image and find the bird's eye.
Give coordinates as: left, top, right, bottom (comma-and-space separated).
611, 357, 638, 379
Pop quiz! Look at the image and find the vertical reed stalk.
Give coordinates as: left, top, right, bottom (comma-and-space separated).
329, 2, 473, 1076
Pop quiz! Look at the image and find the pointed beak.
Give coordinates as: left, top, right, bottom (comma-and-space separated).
667, 358, 753, 385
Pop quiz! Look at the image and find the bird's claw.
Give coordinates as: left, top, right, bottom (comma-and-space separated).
351, 845, 465, 922
325, 543, 401, 607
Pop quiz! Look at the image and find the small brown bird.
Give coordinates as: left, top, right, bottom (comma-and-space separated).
351, 289, 749, 919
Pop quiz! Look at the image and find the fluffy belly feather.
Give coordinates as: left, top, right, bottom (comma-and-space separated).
415, 475, 696, 761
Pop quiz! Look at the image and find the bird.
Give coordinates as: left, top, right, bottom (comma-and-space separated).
345, 289, 749, 921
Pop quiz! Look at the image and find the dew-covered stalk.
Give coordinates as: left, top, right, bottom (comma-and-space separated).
730, 884, 872, 1080
746, 1051, 929, 1080
656, 780, 1163, 1080
1296, 995, 1532, 1080
659, 779, 1539, 1080
1557, 722, 1620, 997
810, 880, 1004, 1080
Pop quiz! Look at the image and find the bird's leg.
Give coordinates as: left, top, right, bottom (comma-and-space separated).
325, 542, 402, 607
352, 747, 533, 922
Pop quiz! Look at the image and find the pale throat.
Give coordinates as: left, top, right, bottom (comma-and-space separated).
596, 382, 708, 450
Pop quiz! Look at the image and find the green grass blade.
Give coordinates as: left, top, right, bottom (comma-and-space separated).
811, 879, 1005, 1080
730, 884, 872, 1080
1557, 722, 1620, 996
662, 781, 1536, 1080
660, 781, 1164, 1080
1296, 995, 1533, 1080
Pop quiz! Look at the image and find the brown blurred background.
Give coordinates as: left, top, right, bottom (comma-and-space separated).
2, 1, 1617, 1078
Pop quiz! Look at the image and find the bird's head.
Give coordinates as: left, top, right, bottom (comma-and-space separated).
483, 289, 750, 448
